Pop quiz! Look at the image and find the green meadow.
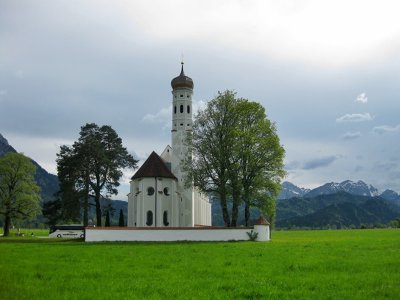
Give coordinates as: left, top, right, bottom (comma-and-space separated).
0, 229, 399, 299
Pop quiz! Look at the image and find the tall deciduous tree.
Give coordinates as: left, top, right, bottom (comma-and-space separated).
0, 153, 41, 236
184, 91, 238, 226
184, 91, 285, 227
57, 123, 138, 226
233, 100, 285, 226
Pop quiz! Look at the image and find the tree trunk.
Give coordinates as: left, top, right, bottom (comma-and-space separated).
95, 190, 102, 226
82, 178, 89, 226
220, 189, 230, 227
83, 196, 89, 227
231, 201, 238, 227
3, 214, 11, 237
231, 191, 240, 227
230, 178, 241, 227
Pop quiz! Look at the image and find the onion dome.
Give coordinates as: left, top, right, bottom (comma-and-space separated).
171, 62, 194, 90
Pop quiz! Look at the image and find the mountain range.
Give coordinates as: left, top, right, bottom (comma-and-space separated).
278, 180, 400, 202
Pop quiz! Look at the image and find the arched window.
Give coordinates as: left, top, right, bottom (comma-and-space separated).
163, 187, 170, 196
147, 187, 154, 196
163, 211, 169, 226
146, 211, 153, 226
180, 105, 183, 113
187, 105, 190, 113
174, 106, 176, 114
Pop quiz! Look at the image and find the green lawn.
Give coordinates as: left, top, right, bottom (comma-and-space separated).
0, 229, 399, 299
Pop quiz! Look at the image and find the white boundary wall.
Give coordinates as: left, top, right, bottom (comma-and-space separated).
85, 225, 270, 242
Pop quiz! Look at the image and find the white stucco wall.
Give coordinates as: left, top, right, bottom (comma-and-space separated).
129, 177, 179, 227
85, 225, 270, 242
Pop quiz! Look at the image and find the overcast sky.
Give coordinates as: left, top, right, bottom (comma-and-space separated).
1, 0, 400, 198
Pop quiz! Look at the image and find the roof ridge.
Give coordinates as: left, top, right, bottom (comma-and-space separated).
131, 151, 177, 180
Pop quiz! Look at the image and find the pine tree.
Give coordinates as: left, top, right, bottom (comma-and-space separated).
56, 123, 138, 226
105, 210, 110, 227
118, 209, 125, 227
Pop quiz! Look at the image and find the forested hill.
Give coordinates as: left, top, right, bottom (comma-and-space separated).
0, 133, 59, 202
276, 192, 400, 229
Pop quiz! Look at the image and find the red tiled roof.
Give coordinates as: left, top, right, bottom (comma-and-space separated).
131, 151, 177, 180
255, 216, 270, 225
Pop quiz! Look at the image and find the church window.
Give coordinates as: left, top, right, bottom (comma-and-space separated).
180, 123, 183, 126
187, 105, 190, 113
187, 95, 189, 98
174, 106, 176, 114
147, 187, 155, 196
163, 187, 170, 196
180, 105, 183, 113
163, 210, 169, 226
146, 211, 153, 226
180, 94, 183, 97
163, 211, 169, 226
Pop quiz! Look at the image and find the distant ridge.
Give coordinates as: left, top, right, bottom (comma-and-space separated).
276, 192, 400, 229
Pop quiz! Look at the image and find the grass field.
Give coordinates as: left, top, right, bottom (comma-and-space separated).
0, 229, 399, 299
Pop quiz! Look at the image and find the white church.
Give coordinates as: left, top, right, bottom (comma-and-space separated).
127, 63, 212, 227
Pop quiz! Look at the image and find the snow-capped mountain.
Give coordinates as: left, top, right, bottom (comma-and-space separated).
279, 180, 393, 200
305, 180, 379, 197
278, 181, 310, 199
305, 180, 379, 198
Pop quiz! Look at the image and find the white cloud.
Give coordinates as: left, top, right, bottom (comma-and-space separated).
142, 106, 171, 125
373, 124, 400, 134
336, 113, 373, 123
343, 131, 361, 140
356, 92, 368, 103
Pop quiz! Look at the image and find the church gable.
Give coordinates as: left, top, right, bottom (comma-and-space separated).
131, 151, 177, 180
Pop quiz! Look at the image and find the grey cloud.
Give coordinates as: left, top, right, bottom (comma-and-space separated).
285, 160, 300, 170
354, 165, 363, 172
373, 161, 398, 172
302, 156, 337, 170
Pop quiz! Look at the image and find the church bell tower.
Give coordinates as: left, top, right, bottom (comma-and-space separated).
170, 62, 194, 226
170, 62, 193, 184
